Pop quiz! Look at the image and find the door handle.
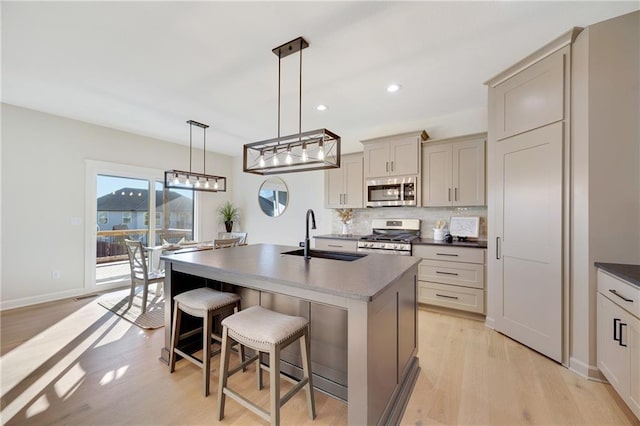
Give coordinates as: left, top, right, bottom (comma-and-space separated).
614, 318, 621, 343
496, 237, 501, 259
619, 322, 627, 347
448, 188, 451, 202
454, 187, 458, 201
391, 161, 394, 171
386, 162, 389, 172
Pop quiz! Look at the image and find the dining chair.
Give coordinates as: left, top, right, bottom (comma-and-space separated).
213, 237, 242, 249
217, 232, 248, 245
124, 239, 164, 314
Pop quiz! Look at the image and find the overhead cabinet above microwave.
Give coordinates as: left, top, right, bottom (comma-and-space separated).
361, 130, 429, 179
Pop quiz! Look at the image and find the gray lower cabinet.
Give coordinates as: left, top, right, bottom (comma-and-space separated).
414, 245, 486, 314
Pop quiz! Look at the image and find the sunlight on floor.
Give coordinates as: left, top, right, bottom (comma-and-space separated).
0, 300, 135, 422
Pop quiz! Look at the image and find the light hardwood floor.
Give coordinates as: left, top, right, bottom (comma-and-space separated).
1, 294, 637, 425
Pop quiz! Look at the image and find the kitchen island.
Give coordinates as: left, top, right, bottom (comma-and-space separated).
160, 243, 420, 425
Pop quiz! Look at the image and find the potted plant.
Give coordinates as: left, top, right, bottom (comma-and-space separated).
218, 201, 239, 232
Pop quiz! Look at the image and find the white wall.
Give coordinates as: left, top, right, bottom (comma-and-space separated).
0, 104, 233, 309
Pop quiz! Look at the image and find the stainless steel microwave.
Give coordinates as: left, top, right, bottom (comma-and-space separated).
365, 176, 418, 207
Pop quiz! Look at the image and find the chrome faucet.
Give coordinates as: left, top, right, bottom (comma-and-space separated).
304, 209, 317, 260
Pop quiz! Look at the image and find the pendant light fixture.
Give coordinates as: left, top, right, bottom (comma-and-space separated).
243, 37, 341, 175
164, 120, 227, 192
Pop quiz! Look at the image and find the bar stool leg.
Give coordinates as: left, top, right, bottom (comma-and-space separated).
257, 351, 263, 390
169, 300, 181, 373
203, 310, 213, 396
300, 330, 316, 419
269, 345, 281, 426
217, 326, 231, 421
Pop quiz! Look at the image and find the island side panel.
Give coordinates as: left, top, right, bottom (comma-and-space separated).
347, 264, 419, 425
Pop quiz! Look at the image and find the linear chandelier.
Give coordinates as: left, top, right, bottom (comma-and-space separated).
243, 37, 341, 175
164, 120, 227, 192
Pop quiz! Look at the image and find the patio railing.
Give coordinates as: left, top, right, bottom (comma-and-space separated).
96, 228, 191, 264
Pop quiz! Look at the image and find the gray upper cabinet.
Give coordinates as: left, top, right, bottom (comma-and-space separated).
325, 153, 363, 208
361, 131, 428, 179
422, 133, 486, 207
492, 43, 565, 141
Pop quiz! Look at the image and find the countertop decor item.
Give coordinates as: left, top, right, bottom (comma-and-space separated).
164, 120, 227, 192
217, 201, 239, 232
336, 208, 354, 235
243, 37, 341, 175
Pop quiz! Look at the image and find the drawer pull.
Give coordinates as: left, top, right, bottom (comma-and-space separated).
435, 293, 459, 300
436, 253, 458, 257
619, 323, 628, 347
327, 244, 343, 248
435, 271, 459, 276
609, 289, 634, 303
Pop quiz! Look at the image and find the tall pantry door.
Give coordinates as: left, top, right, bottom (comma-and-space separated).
494, 122, 563, 362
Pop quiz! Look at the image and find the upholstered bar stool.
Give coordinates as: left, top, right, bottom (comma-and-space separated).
169, 287, 243, 397
217, 305, 316, 426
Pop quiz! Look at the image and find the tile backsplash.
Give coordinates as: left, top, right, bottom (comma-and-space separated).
330, 206, 487, 239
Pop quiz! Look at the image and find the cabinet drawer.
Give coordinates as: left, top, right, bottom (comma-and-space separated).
598, 270, 640, 319
419, 259, 484, 289
418, 282, 484, 314
314, 239, 357, 253
413, 245, 485, 264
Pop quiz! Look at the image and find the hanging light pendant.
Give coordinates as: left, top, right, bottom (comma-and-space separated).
164, 120, 227, 192
243, 37, 341, 175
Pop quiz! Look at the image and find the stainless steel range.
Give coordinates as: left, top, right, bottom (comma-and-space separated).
357, 219, 420, 256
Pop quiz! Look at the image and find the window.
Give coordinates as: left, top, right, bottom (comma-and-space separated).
98, 211, 108, 225
122, 212, 132, 224
144, 212, 150, 226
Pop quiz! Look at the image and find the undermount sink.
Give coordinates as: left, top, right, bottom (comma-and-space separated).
282, 249, 367, 262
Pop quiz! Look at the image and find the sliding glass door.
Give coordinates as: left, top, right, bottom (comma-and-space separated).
92, 171, 194, 287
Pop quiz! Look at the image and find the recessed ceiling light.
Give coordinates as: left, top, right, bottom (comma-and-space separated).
316, 104, 327, 111
387, 83, 402, 93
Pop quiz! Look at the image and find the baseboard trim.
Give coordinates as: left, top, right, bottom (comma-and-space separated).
485, 315, 496, 329
569, 356, 606, 382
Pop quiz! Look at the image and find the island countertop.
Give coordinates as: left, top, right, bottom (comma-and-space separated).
162, 243, 420, 303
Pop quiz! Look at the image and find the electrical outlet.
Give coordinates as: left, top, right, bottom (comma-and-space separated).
51, 270, 61, 280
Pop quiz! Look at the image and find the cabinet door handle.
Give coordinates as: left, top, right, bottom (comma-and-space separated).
613, 318, 621, 342
344, 193, 347, 205
436, 252, 458, 257
609, 289, 634, 303
391, 161, 394, 171
435, 293, 459, 300
436, 271, 459, 276
386, 162, 389, 172
619, 323, 627, 347
448, 188, 451, 202
496, 237, 501, 260
454, 187, 458, 201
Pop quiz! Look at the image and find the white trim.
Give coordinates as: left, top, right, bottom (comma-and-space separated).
568, 356, 606, 382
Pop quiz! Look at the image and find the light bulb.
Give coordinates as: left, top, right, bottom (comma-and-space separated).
318, 142, 325, 160
173, 174, 180, 185
195, 178, 200, 188
273, 148, 279, 165
204, 180, 210, 189
214, 180, 219, 190
302, 143, 308, 162
285, 146, 293, 165
259, 151, 265, 168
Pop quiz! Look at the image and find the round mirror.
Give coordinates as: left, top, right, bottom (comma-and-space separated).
258, 177, 289, 217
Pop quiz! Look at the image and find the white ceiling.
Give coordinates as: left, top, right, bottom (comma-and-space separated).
2, 1, 638, 156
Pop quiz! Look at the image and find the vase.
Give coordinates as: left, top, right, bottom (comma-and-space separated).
341, 222, 350, 235
224, 221, 233, 232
